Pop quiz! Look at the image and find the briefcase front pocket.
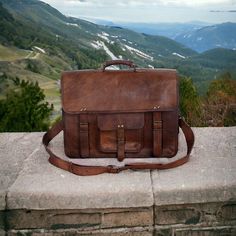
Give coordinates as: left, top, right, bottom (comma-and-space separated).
97, 113, 144, 155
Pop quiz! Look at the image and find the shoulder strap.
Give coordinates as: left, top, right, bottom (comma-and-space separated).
42, 117, 194, 176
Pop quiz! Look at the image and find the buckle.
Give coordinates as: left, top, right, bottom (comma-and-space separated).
107, 165, 121, 173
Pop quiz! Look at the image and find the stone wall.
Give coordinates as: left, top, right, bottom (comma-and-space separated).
0, 127, 235, 235
3, 202, 236, 235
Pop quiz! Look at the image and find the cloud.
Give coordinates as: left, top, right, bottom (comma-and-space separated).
42, 0, 236, 23
44, 0, 236, 8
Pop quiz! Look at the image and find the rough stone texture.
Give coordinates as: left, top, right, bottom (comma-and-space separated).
152, 127, 236, 206
6, 131, 153, 210
155, 202, 236, 226
0, 133, 42, 210
101, 208, 153, 228
155, 204, 201, 225
8, 227, 153, 236
6, 209, 101, 230
0, 211, 4, 231
6, 208, 153, 230
173, 226, 236, 236
154, 226, 236, 236
7, 139, 153, 209
220, 202, 236, 221
0, 230, 5, 236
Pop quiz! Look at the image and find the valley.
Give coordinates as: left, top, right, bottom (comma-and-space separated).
0, 0, 236, 124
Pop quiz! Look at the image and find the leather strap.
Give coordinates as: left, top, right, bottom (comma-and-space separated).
117, 125, 125, 161
79, 114, 89, 157
153, 112, 162, 156
42, 117, 194, 176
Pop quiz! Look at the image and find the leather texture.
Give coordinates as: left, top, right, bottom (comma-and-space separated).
42, 60, 195, 176
42, 117, 194, 176
62, 69, 178, 113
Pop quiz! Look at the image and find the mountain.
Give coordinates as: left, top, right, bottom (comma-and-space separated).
0, 0, 235, 101
175, 22, 236, 52
192, 48, 236, 68
0, 0, 197, 64
115, 21, 236, 54
175, 48, 236, 93
0, 0, 196, 118
110, 22, 209, 39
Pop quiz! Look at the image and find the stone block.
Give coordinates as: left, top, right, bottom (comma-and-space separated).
155, 205, 200, 225
7, 132, 153, 210
8, 227, 153, 236
220, 202, 236, 221
174, 226, 236, 236
154, 226, 236, 236
152, 127, 236, 206
0, 211, 5, 230
7, 208, 154, 230
102, 208, 153, 228
6, 209, 101, 230
0, 133, 42, 210
154, 227, 172, 236
155, 201, 236, 226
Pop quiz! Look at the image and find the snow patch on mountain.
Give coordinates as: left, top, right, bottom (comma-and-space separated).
172, 52, 186, 59
96, 32, 115, 45
102, 32, 110, 36
124, 45, 153, 61
66, 22, 79, 27
91, 41, 101, 49
91, 41, 117, 60
97, 33, 110, 43
183, 34, 192, 38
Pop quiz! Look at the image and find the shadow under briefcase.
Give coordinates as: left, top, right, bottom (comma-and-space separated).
43, 60, 194, 176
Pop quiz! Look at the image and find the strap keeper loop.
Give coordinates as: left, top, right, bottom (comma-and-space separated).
69, 162, 73, 173
107, 165, 121, 173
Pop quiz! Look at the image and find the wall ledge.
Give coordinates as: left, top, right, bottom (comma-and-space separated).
0, 127, 236, 235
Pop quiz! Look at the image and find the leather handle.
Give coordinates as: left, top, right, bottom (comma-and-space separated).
42, 117, 194, 176
102, 60, 137, 72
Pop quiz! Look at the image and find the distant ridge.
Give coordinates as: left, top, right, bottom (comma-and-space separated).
175, 22, 236, 52
0, 0, 236, 95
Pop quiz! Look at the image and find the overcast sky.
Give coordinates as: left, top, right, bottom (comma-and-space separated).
43, 0, 236, 23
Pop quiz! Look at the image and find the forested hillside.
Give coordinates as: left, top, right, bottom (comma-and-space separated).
176, 22, 236, 52
0, 0, 235, 129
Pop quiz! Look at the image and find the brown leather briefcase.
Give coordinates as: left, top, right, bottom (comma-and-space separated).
43, 60, 194, 176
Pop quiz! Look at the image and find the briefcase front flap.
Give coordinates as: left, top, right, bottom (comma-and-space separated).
97, 113, 144, 131
62, 69, 178, 113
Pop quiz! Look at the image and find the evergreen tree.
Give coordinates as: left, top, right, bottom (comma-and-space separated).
0, 77, 53, 131
204, 72, 236, 126
179, 77, 202, 126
